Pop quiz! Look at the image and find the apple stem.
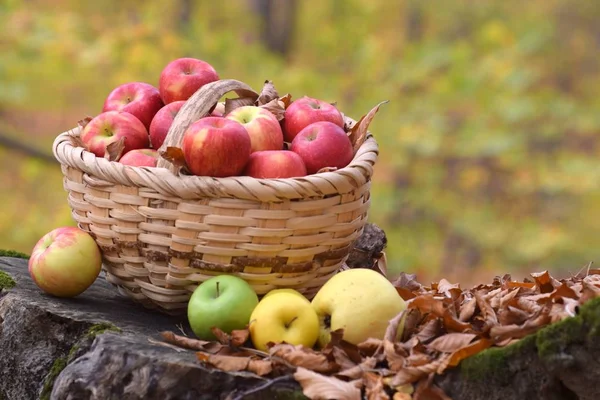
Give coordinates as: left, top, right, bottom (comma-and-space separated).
216, 281, 220, 298
285, 316, 298, 329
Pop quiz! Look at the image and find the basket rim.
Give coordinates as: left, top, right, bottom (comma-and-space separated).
52, 124, 378, 202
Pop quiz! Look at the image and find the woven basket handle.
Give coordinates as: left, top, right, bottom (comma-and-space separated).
156, 79, 259, 172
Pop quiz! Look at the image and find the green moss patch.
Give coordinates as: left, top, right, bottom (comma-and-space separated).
39, 322, 122, 400
0, 271, 16, 290
0, 249, 29, 259
460, 297, 600, 382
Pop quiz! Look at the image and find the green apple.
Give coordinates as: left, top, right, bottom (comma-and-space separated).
187, 275, 259, 340
249, 292, 320, 351
311, 268, 407, 347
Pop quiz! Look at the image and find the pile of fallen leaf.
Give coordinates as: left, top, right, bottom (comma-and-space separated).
159, 263, 600, 400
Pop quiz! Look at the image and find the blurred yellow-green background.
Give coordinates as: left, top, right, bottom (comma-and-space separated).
2, 0, 600, 286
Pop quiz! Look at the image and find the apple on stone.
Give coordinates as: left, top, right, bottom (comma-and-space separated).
289, 121, 354, 175
102, 82, 164, 130
283, 96, 345, 142
159, 57, 219, 104
149, 100, 185, 149
311, 268, 407, 347
182, 116, 251, 177
249, 291, 320, 352
187, 275, 259, 340
242, 150, 307, 179
226, 106, 284, 153
28, 226, 103, 298
119, 148, 158, 167
81, 111, 150, 158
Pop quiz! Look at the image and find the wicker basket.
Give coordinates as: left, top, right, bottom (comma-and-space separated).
52, 79, 378, 315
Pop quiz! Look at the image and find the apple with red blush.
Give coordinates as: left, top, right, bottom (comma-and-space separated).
283, 96, 345, 142
243, 150, 307, 179
28, 226, 103, 298
182, 117, 251, 177
102, 82, 164, 130
159, 57, 219, 104
290, 121, 354, 175
119, 148, 158, 167
149, 100, 185, 149
226, 106, 284, 153
80, 111, 149, 158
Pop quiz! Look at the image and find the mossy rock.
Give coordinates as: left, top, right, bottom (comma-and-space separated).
0, 271, 16, 290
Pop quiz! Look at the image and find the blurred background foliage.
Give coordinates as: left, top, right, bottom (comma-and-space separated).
2, 0, 600, 286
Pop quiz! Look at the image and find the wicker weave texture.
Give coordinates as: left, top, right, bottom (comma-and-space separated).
52, 79, 379, 314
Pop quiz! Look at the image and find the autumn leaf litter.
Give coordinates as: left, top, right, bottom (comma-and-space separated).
158, 260, 600, 400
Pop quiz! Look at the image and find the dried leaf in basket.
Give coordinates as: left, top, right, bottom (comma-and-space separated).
279, 93, 293, 108
257, 80, 279, 105
77, 116, 93, 129
159, 146, 190, 174
224, 96, 256, 115
104, 137, 126, 162
348, 100, 389, 153
259, 98, 286, 121
317, 166, 338, 174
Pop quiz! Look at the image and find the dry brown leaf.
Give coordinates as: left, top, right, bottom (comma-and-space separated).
446, 338, 493, 368
259, 98, 286, 121
247, 359, 273, 376
257, 80, 279, 105
336, 356, 377, 380
197, 352, 253, 372
160, 331, 224, 354
393, 393, 413, 400
294, 367, 362, 400
442, 308, 473, 333
409, 295, 445, 317
384, 340, 406, 372
436, 279, 461, 298
224, 96, 256, 115
393, 272, 423, 292
551, 282, 578, 300
279, 93, 292, 108
364, 372, 391, 400
348, 100, 388, 153
357, 338, 383, 357
159, 146, 189, 172
77, 116, 93, 129
489, 303, 551, 341
104, 137, 126, 162
385, 309, 407, 342
415, 318, 442, 343
497, 305, 530, 326
474, 290, 498, 330
331, 346, 357, 371
317, 166, 339, 174
391, 355, 450, 386
229, 328, 250, 347
459, 297, 477, 322
413, 378, 452, 400
401, 309, 424, 341
427, 333, 477, 353
530, 270, 556, 293
270, 343, 337, 374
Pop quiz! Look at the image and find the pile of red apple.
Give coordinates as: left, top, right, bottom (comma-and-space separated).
77, 57, 363, 179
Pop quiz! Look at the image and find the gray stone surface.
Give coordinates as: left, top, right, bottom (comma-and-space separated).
0, 257, 303, 400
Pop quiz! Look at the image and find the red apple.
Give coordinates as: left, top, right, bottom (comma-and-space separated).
102, 82, 164, 130
290, 121, 354, 175
149, 100, 185, 149
119, 148, 158, 167
81, 111, 150, 158
28, 226, 102, 298
159, 57, 219, 104
243, 150, 307, 179
226, 106, 284, 153
182, 117, 251, 177
283, 96, 345, 142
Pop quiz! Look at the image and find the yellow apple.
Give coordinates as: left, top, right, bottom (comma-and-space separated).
249, 292, 320, 351
263, 288, 309, 302
311, 268, 407, 347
